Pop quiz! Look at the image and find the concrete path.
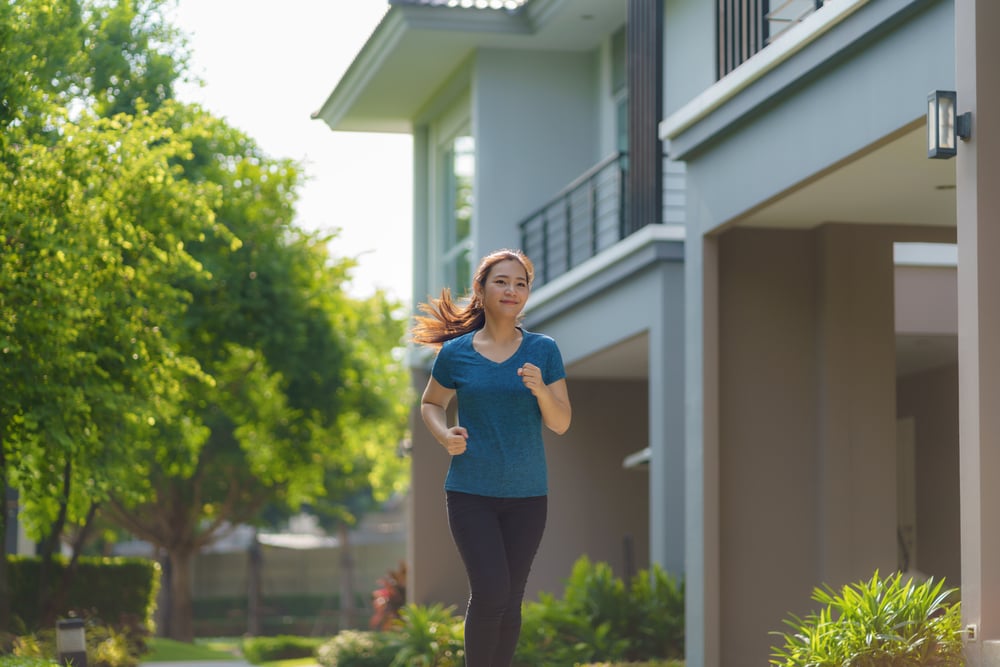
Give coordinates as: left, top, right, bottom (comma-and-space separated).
140, 661, 252, 667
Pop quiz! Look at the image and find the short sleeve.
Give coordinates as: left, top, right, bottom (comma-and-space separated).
430, 340, 456, 389
543, 337, 566, 384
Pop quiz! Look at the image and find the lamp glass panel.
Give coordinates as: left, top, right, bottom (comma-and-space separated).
56, 626, 86, 652
928, 98, 937, 152
939, 96, 956, 150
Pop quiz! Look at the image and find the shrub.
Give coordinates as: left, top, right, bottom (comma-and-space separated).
241, 635, 324, 663
386, 603, 464, 667
370, 562, 406, 631
318, 558, 683, 667
514, 556, 684, 667
629, 564, 684, 659
8, 618, 148, 667
316, 630, 397, 667
770, 570, 963, 667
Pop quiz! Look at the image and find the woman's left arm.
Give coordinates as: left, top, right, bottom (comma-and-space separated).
519, 363, 572, 434
537, 378, 572, 434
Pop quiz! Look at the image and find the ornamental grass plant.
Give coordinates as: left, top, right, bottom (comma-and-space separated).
770, 570, 963, 667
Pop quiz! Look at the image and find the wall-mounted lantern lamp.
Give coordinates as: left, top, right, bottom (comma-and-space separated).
56, 618, 87, 667
927, 90, 972, 159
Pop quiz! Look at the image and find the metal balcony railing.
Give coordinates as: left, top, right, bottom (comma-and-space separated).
518, 152, 686, 288
718, 0, 825, 78
518, 152, 628, 287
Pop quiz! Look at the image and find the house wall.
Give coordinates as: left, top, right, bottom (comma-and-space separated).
896, 363, 961, 586
716, 225, 899, 665
529, 251, 686, 576
406, 366, 467, 608
536, 379, 650, 591
894, 265, 958, 336
473, 48, 600, 254
676, 5, 960, 661
663, 0, 716, 116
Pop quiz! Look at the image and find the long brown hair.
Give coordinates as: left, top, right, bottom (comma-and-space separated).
411, 248, 535, 348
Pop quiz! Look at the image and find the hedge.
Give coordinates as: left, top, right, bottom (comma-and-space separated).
6, 556, 160, 632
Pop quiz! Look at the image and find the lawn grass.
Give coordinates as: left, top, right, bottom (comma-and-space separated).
143, 637, 242, 662
259, 658, 319, 667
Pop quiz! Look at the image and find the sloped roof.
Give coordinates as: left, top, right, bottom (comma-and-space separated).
390, 0, 527, 9
314, 0, 625, 133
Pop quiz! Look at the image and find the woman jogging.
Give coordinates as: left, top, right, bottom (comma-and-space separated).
411, 248, 572, 667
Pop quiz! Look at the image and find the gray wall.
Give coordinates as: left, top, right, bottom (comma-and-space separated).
716, 225, 899, 664
473, 48, 600, 254
896, 363, 961, 586
664, 0, 716, 116
529, 250, 686, 576
536, 379, 651, 590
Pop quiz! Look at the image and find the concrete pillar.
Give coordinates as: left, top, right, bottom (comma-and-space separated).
956, 1, 1000, 665
650, 261, 685, 576
684, 226, 720, 667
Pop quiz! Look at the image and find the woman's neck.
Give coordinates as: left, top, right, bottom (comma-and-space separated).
478, 318, 520, 344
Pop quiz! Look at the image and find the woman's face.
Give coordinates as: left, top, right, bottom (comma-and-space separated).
479, 258, 530, 320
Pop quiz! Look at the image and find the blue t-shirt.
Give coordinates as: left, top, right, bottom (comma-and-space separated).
431, 328, 566, 498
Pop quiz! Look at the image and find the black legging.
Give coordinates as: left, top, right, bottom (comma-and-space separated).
446, 491, 548, 667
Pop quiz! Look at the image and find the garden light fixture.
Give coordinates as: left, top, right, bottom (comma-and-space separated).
56, 618, 87, 667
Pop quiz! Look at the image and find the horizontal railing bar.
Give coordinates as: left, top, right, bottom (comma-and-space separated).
517, 152, 626, 228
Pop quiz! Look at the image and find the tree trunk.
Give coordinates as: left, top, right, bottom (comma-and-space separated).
167, 547, 196, 641
155, 550, 172, 638
0, 432, 11, 634
247, 534, 262, 636
338, 524, 356, 630
38, 458, 73, 626
42, 502, 99, 624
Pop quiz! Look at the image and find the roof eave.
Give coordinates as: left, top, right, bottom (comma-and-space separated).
312, 4, 534, 134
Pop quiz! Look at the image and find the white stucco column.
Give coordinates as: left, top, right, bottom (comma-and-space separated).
956, 1, 1000, 665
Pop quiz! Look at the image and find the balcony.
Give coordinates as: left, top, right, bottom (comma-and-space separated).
519, 152, 688, 288
518, 152, 628, 287
718, 0, 826, 77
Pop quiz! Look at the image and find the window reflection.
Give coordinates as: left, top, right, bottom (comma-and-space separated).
443, 133, 474, 294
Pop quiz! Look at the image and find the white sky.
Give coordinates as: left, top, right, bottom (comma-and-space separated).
169, 0, 414, 303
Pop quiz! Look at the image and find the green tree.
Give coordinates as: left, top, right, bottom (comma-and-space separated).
0, 102, 221, 628
1, 0, 411, 641
0, 0, 85, 145
98, 105, 411, 641
86, 0, 190, 117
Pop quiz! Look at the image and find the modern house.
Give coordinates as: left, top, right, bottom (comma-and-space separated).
314, 1, 1000, 665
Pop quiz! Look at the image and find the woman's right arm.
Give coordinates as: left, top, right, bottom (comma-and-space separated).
420, 376, 468, 455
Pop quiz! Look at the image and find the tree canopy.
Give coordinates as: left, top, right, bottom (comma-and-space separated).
1, 0, 411, 639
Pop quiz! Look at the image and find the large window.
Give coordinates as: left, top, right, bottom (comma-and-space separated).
442, 133, 474, 294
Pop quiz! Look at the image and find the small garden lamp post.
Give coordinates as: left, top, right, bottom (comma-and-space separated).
56, 618, 87, 667
928, 89, 972, 159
